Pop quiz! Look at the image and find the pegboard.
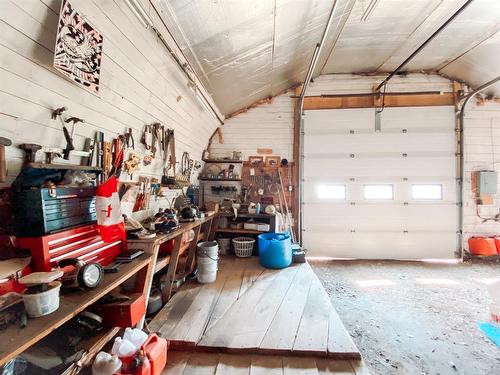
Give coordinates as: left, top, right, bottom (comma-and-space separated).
241, 162, 295, 211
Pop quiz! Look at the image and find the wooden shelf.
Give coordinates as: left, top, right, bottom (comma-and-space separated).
216, 228, 264, 235
0, 254, 153, 367
154, 254, 172, 273
26, 163, 103, 172
203, 159, 243, 164
154, 233, 206, 273
199, 178, 242, 182
62, 327, 120, 375
219, 212, 275, 219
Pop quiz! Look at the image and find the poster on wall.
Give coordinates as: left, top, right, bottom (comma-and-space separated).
54, 0, 103, 94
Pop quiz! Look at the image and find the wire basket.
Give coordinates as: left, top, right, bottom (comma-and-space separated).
232, 237, 255, 258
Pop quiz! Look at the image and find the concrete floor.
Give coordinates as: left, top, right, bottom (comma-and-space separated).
310, 260, 500, 375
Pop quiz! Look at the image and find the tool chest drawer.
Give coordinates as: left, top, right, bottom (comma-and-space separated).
14, 187, 97, 237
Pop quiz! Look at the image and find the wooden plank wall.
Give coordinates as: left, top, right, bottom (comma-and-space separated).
0, 0, 220, 219
462, 100, 500, 248
209, 95, 294, 162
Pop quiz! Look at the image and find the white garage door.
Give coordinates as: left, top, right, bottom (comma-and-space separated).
302, 106, 457, 259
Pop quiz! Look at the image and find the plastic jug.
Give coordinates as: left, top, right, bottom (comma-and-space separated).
91, 352, 122, 375
117, 338, 137, 358
124, 328, 148, 350
141, 334, 168, 375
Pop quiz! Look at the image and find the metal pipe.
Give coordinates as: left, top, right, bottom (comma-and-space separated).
458, 76, 500, 257
298, 0, 339, 114
297, 0, 340, 245
375, 0, 474, 91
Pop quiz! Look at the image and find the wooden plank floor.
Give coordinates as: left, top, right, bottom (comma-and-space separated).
162, 351, 371, 375
150, 256, 360, 359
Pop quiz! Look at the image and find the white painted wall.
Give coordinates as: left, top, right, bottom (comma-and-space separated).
0, 0, 220, 219
209, 94, 295, 162
206, 93, 294, 203
463, 101, 500, 249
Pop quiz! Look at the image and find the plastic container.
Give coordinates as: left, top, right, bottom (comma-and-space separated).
217, 238, 231, 255
22, 281, 61, 318
124, 328, 148, 350
232, 237, 255, 257
197, 241, 219, 284
493, 237, 500, 254
91, 352, 121, 375
141, 334, 168, 375
117, 338, 136, 357
111, 337, 123, 356
258, 233, 293, 269
468, 236, 497, 256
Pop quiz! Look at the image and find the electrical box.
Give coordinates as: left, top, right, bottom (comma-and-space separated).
477, 170, 497, 195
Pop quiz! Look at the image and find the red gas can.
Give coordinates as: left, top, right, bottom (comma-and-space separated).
141, 334, 168, 375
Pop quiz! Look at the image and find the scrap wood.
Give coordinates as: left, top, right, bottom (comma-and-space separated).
205, 127, 224, 152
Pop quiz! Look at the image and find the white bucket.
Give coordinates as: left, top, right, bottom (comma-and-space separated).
197, 241, 219, 284
22, 281, 61, 318
197, 271, 217, 283
217, 238, 231, 255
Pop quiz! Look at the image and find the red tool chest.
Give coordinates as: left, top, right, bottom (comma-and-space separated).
17, 224, 124, 272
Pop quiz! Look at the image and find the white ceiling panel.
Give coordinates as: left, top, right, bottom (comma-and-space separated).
153, 0, 500, 115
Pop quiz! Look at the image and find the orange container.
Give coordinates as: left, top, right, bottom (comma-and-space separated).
468, 237, 497, 256
141, 334, 168, 375
96, 293, 146, 328
493, 237, 500, 254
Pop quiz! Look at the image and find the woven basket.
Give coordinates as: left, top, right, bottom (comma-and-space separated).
232, 237, 255, 258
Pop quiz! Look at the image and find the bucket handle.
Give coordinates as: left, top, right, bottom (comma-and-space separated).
201, 248, 219, 261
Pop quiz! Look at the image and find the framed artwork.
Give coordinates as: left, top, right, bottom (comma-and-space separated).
265, 156, 281, 166
248, 156, 264, 166
54, 0, 104, 94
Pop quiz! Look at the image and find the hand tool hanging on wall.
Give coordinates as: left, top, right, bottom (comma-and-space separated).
102, 141, 112, 178
152, 123, 163, 158
124, 128, 135, 150
0, 137, 12, 182
110, 136, 125, 176
63, 117, 85, 159
51, 107, 90, 161
81, 137, 95, 166
141, 124, 152, 152
161, 129, 176, 185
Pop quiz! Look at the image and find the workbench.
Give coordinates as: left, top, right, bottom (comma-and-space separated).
0, 253, 154, 368
127, 215, 218, 303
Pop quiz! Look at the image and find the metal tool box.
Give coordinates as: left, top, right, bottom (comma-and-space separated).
17, 224, 124, 272
13, 186, 97, 237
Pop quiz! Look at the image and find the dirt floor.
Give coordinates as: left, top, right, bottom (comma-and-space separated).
310, 260, 500, 375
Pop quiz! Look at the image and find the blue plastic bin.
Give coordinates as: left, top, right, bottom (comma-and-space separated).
258, 232, 293, 269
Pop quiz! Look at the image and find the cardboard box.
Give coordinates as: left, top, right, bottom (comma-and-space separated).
205, 201, 220, 212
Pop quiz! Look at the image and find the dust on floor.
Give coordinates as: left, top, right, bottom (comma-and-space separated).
310, 260, 500, 375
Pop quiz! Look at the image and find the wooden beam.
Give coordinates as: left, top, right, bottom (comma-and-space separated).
293, 98, 300, 243
303, 92, 455, 110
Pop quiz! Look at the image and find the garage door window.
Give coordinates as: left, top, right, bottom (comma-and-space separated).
412, 184, 443, 200
318, 185, 346, 199
363, 185, 393, 200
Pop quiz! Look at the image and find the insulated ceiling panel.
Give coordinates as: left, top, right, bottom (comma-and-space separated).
154, 0, 353, 114
154, 0, 500, 115
321, 0, 444, 73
